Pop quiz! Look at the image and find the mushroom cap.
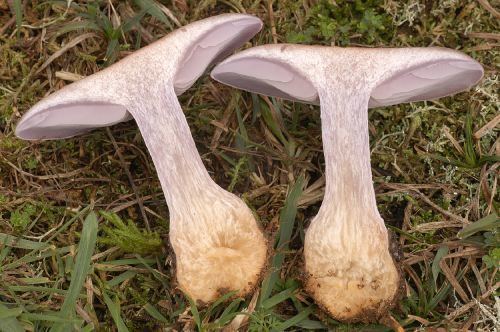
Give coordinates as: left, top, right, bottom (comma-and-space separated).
16, 14, 262, 140
211, 44, 484, 108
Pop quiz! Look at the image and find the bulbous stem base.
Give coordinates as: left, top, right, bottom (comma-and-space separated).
170, 189, 268, 302
304, 88, 400, 322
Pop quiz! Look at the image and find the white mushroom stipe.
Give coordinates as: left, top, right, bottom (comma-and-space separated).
211, 45, 483, 321
15, 14, 268, 303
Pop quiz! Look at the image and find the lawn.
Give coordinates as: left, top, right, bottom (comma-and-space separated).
0, 0, 498, 331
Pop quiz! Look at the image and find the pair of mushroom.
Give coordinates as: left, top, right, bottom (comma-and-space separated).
16, 14, 483, 322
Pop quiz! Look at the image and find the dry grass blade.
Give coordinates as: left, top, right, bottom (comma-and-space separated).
2, 158, 84, 180
474, 113, 500, 139
224, 290, 259, 331
446, 282, 500, 320
439, 259, 470, 303
467, 32, 500, 41
55, 71, 84, 82
476, 0, 500, 19
410, 189, 470, 225
36, 33, 96, 75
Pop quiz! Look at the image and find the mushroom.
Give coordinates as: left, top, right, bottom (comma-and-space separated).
211, 45, 483, 321
16, 14, 268, 303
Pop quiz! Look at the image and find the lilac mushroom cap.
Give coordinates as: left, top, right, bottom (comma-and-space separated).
16, 14, 268, 303
16, 14, 264, 140
211, 44, 483, 322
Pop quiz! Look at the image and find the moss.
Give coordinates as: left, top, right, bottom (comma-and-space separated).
286, 0, 394, 45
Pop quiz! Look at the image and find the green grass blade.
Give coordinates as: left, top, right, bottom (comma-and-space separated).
185, 294, 201, 331
457, 213, 499, 239
21, 313, 82, 324
251, 93, 260, 123
144, 303, 169, 324
276, 176, 304, 249
216, 298, 244, 326
103, 292, 129, 332
261, 287, 295, 310
13, 0, 22, 38
259, 99, 289, 148
295, 318, 326, 329
81, 324, 94, 332
0, 233, 49, 250
50, 211, 98, 332
134, 0, 173, 30
205, 290, 239, 320
260, 176, 304, 303
463, 113, 478, 167
54, 21, 101, 37
107, 270, 137, 287
134, 254, 169, 289
0, 304, 24, 332
478, 155, 500, 165
104, 38, 120, 65
432, 246, 449, 288
273, 307, 314, 331
121, 8, 149, 33
46, 205, 93, 244
3, 246, 72, 270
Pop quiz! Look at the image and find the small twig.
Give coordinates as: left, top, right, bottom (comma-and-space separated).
106, 128, 151, 232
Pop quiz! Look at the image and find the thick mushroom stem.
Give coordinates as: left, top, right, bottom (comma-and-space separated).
211, 44, 483, 321
304, 87, 399, 321
129, 86, 267, 302
14, 14, 268, 304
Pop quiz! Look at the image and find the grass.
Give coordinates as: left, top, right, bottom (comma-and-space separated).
0, 0, 498, 330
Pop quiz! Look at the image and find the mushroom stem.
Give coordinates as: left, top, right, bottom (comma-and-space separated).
305, 86, 399, 323
128, 86, 267, 303
14, 14, 269, 304
129, 86, 213, 208
318, 90, 376, 211
210, 44, 483, 322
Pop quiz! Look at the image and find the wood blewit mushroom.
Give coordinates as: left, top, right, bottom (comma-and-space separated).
15, 14, 268, 303
211, 45, 483, 321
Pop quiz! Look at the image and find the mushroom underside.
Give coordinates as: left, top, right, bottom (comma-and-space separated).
212, 57, 318, 103
369, 60, 484, 107
15, 102, 129, 140
212, 57, 483, 108
174, 18, 263, 94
